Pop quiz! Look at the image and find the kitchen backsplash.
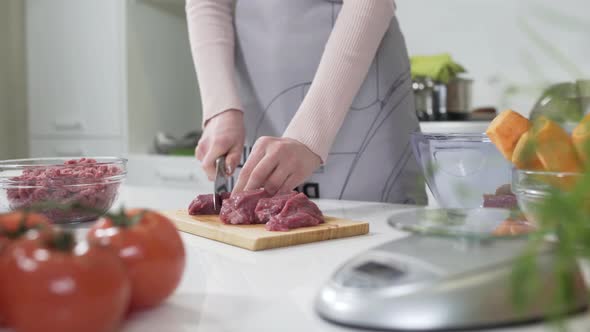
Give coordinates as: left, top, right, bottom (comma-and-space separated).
397, 0, 590, 117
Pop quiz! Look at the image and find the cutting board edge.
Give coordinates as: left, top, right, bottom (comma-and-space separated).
162, 210, 370, 251
170, 215, 258, 250
250, 222, 370, 251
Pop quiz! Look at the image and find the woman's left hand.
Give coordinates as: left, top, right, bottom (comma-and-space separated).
233, 137, 321, 195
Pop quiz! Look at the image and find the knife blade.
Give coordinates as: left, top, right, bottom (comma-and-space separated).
213, 156, 229, 212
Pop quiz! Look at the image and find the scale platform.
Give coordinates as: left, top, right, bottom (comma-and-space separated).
315, 208, 588, 331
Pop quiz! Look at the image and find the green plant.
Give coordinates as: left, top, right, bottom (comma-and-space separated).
510, 135, 590, 331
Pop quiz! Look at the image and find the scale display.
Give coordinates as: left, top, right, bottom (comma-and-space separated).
355, 261, 404, 280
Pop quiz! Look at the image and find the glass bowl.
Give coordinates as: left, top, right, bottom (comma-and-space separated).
0, 157, 127, 224
512, 168, 583, 224
388, 207, 536, 241
411, 132, 512, 208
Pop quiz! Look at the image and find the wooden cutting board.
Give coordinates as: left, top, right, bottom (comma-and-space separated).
162, 210, 369, 251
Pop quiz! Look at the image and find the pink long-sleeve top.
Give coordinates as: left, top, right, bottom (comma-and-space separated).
186, 0, 396, 162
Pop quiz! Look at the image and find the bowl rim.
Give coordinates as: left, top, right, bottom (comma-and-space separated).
0, 157, 127, 186
0, 176, 126, 188
511, 168, 586, 197
0, 156, 127, 169
512, 168, 584, 177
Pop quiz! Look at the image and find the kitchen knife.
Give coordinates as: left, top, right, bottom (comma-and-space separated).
213, 156, 229, 212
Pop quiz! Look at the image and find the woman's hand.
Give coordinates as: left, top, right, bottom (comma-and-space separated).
195, 109, 245, 180
233, 137, 321, 195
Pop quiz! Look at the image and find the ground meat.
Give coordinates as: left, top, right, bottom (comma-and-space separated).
6, 158, 123, 223
188, 192, 231, 215
254, 192, 298, 224
219, 189, 271, 225
265, 193, 324, 231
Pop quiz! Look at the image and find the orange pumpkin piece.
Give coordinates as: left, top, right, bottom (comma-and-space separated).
486, 109, 531, 161
572, 113, 590, 168
493, 219, 536, 237
531, 116, 582, 173
511, 130, 544, 170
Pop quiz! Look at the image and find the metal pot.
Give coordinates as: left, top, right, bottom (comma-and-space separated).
413, 77, 473, 121
446, 78, 473, 120
412, 78, 447, 121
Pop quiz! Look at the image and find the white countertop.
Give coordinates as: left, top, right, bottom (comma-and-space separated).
2, 185, 589, 332
113, 185, 414, 332
419, 121, 490, 134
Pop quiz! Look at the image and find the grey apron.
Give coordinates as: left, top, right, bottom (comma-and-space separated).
231, 0, 426, 204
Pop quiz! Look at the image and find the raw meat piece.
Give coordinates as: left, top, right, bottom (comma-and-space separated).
219, 189, 271, 225
188, 192, 231, 215
482, 194, 518, 209
215, 189, 325, 231
482, 184, 518, 209
254, 192, 297, 224
494, 184, 513, 196
265, 193, 324, 231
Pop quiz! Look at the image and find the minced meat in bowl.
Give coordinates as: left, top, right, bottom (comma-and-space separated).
0, 157, 126, 224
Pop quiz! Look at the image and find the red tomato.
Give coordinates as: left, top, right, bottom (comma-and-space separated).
0, 211, 52, 327
0, 238, 6, 326
0, 237, 7, 254
0, 211, 52, 241
87, 209, 186, 311
0, 230, 131, 332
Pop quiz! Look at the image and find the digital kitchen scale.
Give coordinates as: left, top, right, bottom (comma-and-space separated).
315, 208, 588, 331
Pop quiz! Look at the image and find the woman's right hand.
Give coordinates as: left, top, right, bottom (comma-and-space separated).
195, 109, 245, 180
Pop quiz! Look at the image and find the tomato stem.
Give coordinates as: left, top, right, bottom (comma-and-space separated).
0, 211, 46, 239
26, 201, 105, 217
16, 201, 147, 230
109, 207, 144, 228
49, 231, 76, 252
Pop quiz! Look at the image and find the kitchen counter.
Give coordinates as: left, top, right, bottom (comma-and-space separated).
110, 186, 408, 331
2, 185, 589, 332
420, 120, 490, 134
114, 185, 590, 332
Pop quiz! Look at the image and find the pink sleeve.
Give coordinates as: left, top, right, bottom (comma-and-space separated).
186, 0, 243, 126
283, 0, 396, 163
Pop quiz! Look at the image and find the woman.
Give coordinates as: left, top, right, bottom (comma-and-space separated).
186, 0, 425, 204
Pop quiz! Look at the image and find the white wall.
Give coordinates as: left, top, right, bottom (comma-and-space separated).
397, 0, 590, 117
126, 0, 202, 154
0, 0, 28, 160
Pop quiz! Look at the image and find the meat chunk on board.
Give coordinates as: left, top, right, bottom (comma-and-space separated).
254, 192, 298, 224
219, 189, 271, 225
265, 193, 324, 231
188, 189, 326, 231
188, 192, 231, 215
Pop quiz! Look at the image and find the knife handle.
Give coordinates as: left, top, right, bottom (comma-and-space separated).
216, 156, 226, 177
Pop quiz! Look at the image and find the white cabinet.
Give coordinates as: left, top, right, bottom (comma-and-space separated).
30, 138, 126, 158
26, 0, 127, 156
25, 0, 201, 159
125, 154, 209, 192
26, 0, 127, 139
26, 0, 126, 139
